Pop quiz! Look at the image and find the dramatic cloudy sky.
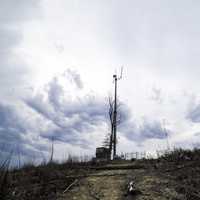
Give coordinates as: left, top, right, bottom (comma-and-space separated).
1, 0, 200, 163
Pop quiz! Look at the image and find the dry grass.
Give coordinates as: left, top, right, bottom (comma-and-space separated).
2, 158, 94, 200
2, 148, 200, 200
0, 153, 12, 199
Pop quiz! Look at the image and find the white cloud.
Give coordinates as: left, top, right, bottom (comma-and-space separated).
1, 0, 200, 162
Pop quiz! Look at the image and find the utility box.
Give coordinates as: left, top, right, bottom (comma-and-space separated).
96, 147, 110, 161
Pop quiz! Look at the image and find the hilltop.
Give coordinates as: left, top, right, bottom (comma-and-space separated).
1, 148, 200, 200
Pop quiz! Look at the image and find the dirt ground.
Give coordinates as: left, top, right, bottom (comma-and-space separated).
58, 163, 183, 200
4, 149, 200, 200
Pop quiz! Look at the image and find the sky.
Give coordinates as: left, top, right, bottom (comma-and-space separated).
1, 0, 200, 164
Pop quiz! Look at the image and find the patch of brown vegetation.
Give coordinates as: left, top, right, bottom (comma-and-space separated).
2, 149, 200, 200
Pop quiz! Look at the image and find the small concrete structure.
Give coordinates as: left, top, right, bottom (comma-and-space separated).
96, 147, 110, 161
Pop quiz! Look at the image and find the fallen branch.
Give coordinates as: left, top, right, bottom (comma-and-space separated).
63, 179, 78, 194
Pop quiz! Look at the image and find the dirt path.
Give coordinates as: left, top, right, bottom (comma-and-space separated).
58, 165, 183, 200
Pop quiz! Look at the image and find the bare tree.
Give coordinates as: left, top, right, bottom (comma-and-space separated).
102, 96, 114, 159
49, 136, 54, 163
108, 96, 114, 156
102, 96, 122, 159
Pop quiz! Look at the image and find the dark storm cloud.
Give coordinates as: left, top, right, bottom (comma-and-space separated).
24, 92, 55, 121
41, 127, 91, 149
0, 68, 172, 162
101, 97, 169, 142
117, 102, 168, 142
24, 74, 107, 147
119, 117, 169, 142
0, 102, 47, 162
0, 103, 26, 134
48, 77, 64, 108
140, 120, 168, 140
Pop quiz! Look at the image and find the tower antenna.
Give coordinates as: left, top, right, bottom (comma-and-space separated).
112, 66, 123, 159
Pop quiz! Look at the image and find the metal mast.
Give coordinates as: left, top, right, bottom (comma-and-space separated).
113, 74, 117, 158
112, 67, 123, 159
